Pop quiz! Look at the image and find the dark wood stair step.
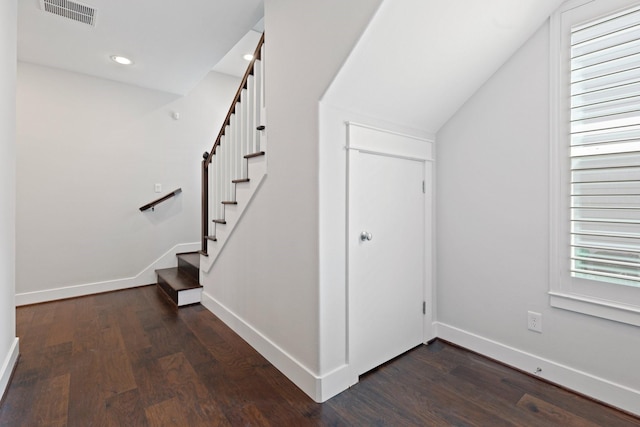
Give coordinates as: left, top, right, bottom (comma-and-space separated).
212, 219, 226, 224
205, 235, 217, 242
232, 178, 250, 184
244, 151, 265, 159
156, 267, 202, 307
221, 201, 237, 205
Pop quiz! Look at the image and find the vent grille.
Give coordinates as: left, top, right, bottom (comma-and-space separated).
39, 0, 96, 26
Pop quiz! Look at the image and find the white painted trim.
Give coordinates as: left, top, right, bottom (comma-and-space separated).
178, 287, 202, 306
15, 242, 199, 306
550, 292, 640, 327
347, 122, 433, 161
435, 322, 640, 416
0, 338, 19, 400
201, 291, 350, 403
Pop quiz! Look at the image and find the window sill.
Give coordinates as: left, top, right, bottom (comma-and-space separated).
549, 292, 640, 327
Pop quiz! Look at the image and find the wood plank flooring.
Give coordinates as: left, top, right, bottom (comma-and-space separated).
1, 285, 638, 426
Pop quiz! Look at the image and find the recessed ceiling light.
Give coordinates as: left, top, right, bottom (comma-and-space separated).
110, 55, 133, 65
243, 54, 253, 61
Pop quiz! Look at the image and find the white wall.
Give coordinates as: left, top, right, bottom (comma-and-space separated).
200, 0, 382, 402
0, 0, 19, 399
16, 64, 239, 304
436, 21, 640, 415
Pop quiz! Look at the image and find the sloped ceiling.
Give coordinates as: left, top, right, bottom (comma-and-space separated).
323, 0, 566, 134
18, 0, 263, 95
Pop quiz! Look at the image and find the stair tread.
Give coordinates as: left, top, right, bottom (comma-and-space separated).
206, 235, 217, 241
156, 267, 201, 291
212, 219, 226, 224
232, 178, 250, 183
222, 201, 237, 205
245, 151, 265, 159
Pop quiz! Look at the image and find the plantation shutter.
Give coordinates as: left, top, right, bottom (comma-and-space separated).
570, 4, 640, 287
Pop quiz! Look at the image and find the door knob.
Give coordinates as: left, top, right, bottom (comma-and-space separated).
360, 231, 373, 241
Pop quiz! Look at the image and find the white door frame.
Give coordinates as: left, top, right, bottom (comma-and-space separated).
346, 122, 435, 384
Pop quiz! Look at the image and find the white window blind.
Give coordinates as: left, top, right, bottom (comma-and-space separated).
570, 5, 640, 287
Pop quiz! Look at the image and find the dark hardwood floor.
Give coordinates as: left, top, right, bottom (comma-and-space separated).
1, 285, 638, 426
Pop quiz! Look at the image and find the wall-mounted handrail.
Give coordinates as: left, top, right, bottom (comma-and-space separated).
205, 33, 264, 166
140, 188, 182, 212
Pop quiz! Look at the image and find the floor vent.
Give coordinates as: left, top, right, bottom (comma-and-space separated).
39, 0, 97, 27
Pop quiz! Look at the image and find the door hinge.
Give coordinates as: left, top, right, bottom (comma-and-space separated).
422, 301, 426, 314
422, 180, 425, 193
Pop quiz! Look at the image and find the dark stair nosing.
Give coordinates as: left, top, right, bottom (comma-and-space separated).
212, 219, 227, 224
232, 178, 250, 184
206, 235, 217, 242
244, 151, 265, 159
222, 201, 237, 205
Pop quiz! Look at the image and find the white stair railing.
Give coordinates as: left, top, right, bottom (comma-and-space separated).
201, 34, 265, 254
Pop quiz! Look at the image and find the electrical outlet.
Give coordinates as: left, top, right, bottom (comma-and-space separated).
528, 311, 542, 333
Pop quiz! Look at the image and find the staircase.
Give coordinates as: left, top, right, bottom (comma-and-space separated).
200, 33, 266, 264
156, 252, 202, 306
154, 34, 265, 308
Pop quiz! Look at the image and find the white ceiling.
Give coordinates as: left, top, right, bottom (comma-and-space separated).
212, 24, 264, 78
324, 0, 566, 134
18, 0, 264, 95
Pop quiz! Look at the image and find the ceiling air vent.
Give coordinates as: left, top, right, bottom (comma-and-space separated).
39, 0, 97, 27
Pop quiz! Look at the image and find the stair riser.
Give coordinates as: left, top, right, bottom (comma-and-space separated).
177, 257, 199, 281
157, 276, 178, 305
156, 280, 202, 307
178, 288, 203, 306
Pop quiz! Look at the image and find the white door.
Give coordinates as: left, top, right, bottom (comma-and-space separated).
349, 148, 425, 377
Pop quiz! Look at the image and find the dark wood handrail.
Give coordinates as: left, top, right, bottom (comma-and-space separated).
202, 33, 265, 254
140, 188, 182, 212
205, 33, 265, 166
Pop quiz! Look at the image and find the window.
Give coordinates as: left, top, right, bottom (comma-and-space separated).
551, 0, 640, 326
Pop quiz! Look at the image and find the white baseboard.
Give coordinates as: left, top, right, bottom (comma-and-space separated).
201, 291, 350, 403
435, 322, 640, 416
0, 338, 19, 400
15, 242, 199, 306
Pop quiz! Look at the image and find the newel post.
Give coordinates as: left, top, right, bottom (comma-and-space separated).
201, 152, 209, 254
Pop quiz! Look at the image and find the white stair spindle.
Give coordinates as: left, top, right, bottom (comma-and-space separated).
227, 121, 233, 202
229, 113, 236, 189
260, 48, 266, 152
254, 60, 263, 153
219, 136, 225, 213
240, 88, 248, 179
234, 104, 240, 181
216, 142, 223, 220
235, 97, 243, 182
246, 74, 255, 165
222, 125, 233, 201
